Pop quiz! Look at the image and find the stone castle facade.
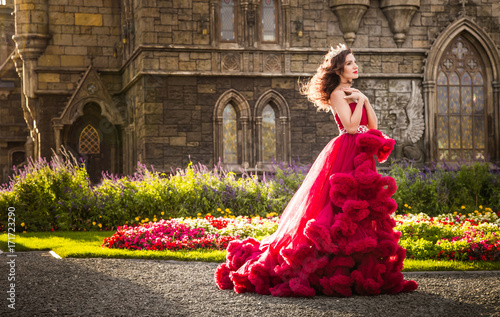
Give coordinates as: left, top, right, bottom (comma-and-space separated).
0, 0, 499, 183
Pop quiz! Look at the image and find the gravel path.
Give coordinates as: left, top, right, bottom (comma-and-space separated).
0, 252, 499, 317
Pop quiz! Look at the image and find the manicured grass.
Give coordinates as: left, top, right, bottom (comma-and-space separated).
403, 259, 500, 271
1, 231, 499, 271
0, 231, 226, 262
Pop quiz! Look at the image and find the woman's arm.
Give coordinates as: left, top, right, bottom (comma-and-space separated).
363, 97, 378, 130
330, 90, 365, 135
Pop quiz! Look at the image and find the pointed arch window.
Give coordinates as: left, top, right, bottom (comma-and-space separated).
261, 104, 276, 162
79, 124, 100, 154
436, 36, 487, 161
262, 0, 277, 42
254, 90, 291, 168
223, 103, 238, 164
220, 0, 236, 42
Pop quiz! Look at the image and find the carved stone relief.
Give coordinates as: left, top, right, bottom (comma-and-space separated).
222, 53, 240, 72
264, 54, 281, 73
361, 79, 425, 163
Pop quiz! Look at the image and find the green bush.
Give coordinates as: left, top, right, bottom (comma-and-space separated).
389, 161, 500, 216
0, 152, 306, 232
2, 148, 499, 232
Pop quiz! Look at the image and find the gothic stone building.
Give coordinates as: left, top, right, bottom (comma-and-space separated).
0, 0, 500, 183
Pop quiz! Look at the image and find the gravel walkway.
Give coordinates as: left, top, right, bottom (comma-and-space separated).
0, 251, 499, 317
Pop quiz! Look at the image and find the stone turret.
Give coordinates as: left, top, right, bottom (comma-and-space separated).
11, 0, 50, 158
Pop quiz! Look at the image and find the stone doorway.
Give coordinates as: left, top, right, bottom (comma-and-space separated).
64, 102, 121, 184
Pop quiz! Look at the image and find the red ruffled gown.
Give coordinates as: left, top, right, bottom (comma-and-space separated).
215, 103, 418, 297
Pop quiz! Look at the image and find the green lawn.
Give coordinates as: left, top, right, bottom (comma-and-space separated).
1, 231, 499, 271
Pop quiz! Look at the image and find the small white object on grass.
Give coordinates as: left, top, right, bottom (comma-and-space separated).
49, 251, 62, 259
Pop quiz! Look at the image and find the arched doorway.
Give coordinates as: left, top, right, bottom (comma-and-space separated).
64, 102, 121, 184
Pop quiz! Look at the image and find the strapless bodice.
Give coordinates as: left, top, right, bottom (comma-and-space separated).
334, 102, 368, 132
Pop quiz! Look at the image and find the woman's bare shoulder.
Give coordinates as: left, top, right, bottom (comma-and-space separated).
330, 89, 344, 99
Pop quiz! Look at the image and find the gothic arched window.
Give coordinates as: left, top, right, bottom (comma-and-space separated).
262, 0, 277, 43
436, 37, 487, 161
220, 0, 236, 42
254, 90, 291, 168
79, 124, 100, 154
223, 103, 238, 164
261, 104, 276, 162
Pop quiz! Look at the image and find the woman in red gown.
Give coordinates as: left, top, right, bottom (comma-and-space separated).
215, 44, 418, 297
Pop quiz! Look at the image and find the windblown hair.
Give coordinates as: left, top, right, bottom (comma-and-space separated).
300, 46, 353, 112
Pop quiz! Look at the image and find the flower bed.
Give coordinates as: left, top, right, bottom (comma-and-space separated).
396, 210, 500, 262
103, 209, 500, 262
102, 214, 279, 251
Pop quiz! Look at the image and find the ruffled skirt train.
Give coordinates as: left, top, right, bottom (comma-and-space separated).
215, 129, 418, 297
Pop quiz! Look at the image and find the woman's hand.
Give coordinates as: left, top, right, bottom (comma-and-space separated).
342, 88, 366, 103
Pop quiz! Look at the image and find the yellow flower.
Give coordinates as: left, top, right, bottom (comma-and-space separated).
479, 205, 483, 209
21, 222, 25, 227
404, 204, 408, 208
217, 208, 222, 212
98, 224, 102, 228
23, 231, 26, 233
453, 212, 457, 215
145, 218, 149, 222
154, 215, 157, 218
408, 206, 412, 209
153, 218, 157, 222
461, 206, 466, 209
125, 221, 128, 224
99, 215, 102, 218
161, 212, 165, 215
225, 208, 230, 212
197, 213, 201, 216
135, 217, 140, 221
92, 222, 96, 226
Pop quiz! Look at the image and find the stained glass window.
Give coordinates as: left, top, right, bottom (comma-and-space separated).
436, 36, 486, 161
223, 103, 237, 164
262, 0, 277, 42
79, 125, 100, 154
262, 104, 276, 162
221, 0, 236, 42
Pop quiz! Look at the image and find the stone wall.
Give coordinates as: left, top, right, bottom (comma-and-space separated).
1, 0, 500, 183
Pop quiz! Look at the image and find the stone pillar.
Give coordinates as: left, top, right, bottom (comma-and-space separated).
213, 117, 223, 163
255, 116, 262, 167
241, 116, 249, 168
380, 0, 420, 48
422, 80, 435, 164
493, 81, 500, 165
329, 0, 370, 47
53, 124, 63, 155
280, 116, 288, 162
281, 0, 290, 49
210, 0, 217, 47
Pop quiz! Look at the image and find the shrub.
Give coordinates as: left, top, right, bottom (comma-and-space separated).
389, 161, 500, 216
0, 151, 308, 232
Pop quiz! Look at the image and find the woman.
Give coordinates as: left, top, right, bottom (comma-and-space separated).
215, 44, 418, 297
